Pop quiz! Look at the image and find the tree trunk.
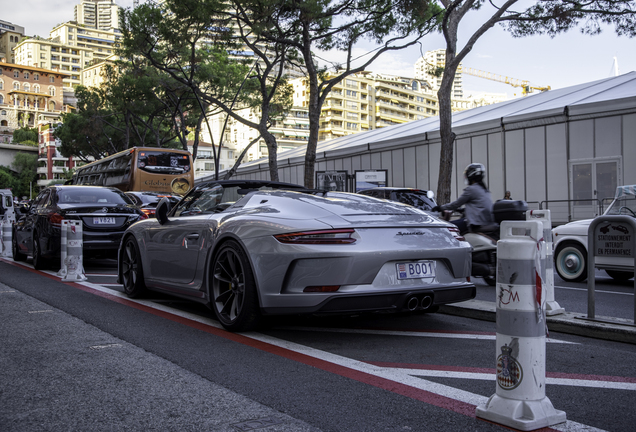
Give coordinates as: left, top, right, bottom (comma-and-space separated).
436, 69, 456, 205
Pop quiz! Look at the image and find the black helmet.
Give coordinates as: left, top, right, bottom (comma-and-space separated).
464, 163, 485, 182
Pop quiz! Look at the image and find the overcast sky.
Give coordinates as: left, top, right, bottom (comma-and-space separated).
4, 0, 636, 98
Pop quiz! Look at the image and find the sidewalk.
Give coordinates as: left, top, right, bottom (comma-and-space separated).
0, 281, 321, 432
440, 299, 636, 345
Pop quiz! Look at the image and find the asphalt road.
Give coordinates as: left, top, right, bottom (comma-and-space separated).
1, 257, 635, 432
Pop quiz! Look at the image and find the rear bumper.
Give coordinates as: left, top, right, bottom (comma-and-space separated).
261, 283, 476, 316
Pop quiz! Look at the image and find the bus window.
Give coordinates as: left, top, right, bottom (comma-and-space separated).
138, 151, 191, 174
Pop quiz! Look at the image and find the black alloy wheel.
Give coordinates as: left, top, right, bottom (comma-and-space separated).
211, 240, 260, 332
32, 232, 48, 270
121, 237, 146, 298
12, 230, 26, 262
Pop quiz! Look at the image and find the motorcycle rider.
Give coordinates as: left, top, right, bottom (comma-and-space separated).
431, 163, 495, 235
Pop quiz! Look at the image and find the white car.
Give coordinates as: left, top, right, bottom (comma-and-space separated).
552, 185, 636, 282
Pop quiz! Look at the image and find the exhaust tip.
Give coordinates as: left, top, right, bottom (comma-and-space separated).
420, 295, 433, 310
406, 296, 419, 311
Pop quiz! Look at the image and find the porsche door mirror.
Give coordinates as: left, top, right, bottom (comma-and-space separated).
156, 197, 172, 225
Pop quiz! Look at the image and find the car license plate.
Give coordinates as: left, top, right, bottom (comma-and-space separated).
396, 261, 435, 280
94, 217, 115, 225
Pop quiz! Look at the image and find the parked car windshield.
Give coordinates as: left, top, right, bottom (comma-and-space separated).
605, 195, 636, 216
393, 191, 436, 210
56, 187, 132, 205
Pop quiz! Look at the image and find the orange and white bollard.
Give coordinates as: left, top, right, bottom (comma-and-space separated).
527, 209, 564, 315
476, 220, 566, 431
57, 220, 87, 282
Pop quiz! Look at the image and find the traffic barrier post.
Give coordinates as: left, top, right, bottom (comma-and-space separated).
527, 209, 565, 315
1, 220, 12, 258
476, 220, 566, 431
57, 220, 87, 282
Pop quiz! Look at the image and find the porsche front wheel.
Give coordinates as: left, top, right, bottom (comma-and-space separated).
211, 240, 261, 332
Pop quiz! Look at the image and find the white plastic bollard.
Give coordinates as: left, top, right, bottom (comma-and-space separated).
57, 220, 87, 282
476, 220, 566, 431
1, 220, 12, 258
527, 209, 565, 316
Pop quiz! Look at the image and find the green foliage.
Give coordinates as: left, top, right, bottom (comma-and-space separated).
12, 127, 39, 144
0, 152, 38, 199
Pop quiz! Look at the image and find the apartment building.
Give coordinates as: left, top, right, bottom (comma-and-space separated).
200, 106, 311, 164
0, 20, 25, 64
414, 49, 464, 99
13, 22, 120, 88
187, 140, 236, 179
0, 61, 69, 143
291, 72, 439, 142
75, 0, 122, 31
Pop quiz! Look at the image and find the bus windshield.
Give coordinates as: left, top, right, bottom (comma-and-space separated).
137, 151, 191, 175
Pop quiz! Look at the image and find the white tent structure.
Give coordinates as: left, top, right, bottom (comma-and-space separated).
204, 72, 636, 224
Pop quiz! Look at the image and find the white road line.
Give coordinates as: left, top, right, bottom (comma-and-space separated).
555, 285, 633, 296
396, 368, 636, 391
276, 325, 576, 344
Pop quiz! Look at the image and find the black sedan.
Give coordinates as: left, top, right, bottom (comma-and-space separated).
125, 191, 182, 217
12, 185, 147, 269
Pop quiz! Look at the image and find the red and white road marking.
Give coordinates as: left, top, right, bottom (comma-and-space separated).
2, 258, 627, 431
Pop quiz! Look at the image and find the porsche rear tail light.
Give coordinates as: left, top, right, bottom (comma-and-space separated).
49, 212, 64, 227
274, 228, 356, 244
447, 227, 465, 242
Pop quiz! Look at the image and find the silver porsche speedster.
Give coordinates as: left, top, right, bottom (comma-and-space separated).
118, 180, 475, 331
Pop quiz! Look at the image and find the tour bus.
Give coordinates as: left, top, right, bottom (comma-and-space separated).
71, 147, 194, 195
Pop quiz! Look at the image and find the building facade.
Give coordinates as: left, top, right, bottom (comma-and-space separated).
74, 0, 122, 31
0, 61, 69, 143
13, 22, 120, 88
0, 20, 25, 64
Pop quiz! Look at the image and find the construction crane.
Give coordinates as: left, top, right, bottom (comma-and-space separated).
462, 67, 551, 96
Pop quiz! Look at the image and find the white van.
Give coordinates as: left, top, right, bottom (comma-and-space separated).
0, 189, 15, 223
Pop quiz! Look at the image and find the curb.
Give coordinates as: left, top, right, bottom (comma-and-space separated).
440, 299, 636, 345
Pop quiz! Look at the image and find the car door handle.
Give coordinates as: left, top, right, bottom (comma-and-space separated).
185, 233, 200, 240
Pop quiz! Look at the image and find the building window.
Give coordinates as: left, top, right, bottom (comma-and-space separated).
24, 72, 29, 79
0, 80, 3, 90
34, 73, 39, 81
49, 87, 55, 96
23, 83, 30, 92
50, 76, 55, 83
14, 71, 19, 78
13, 82, 19, 90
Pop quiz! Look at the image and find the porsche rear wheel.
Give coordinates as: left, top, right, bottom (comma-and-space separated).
121, 237, 146, 298
211, 240, 260, 332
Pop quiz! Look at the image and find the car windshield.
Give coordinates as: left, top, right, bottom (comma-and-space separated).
604, 196, 636, 217
393, 191, 436, 210
173, 184, 296, 216
57, 188, 131, 205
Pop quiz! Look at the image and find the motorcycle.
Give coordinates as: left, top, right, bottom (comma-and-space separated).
439, 200, 529, 286
441, 209, 498, 286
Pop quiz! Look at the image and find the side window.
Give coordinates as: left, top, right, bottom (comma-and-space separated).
33, 191, 51, 209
